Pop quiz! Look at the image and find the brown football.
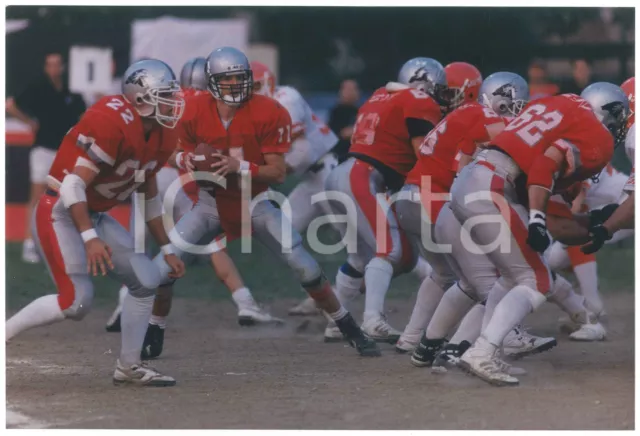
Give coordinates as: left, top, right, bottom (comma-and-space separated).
192, 143, 222, 193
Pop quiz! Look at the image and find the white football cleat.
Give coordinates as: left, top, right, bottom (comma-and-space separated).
113, 360, 176, 387
323, 321, 345, 342
569, 321, 606, 341
395, 331, 421, 354
21, 241, 40, 264
458, 342, 520, 386
238, 304, 285, 326
288, 297, 319, 316
502, 325, 557, 359
361, 314, 402, 344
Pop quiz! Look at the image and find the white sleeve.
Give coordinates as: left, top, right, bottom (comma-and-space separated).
275, 87, 306, 136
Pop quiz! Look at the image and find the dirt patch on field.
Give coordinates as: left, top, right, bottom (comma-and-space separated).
6, 292, 634, 430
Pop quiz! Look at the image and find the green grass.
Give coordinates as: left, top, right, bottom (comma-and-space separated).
6, 237, 634, 311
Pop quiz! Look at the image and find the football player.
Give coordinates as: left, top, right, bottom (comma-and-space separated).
450, 83, 628, 385
6, 59, 187, 386
582, 76, 635, 252
324, 57, 446, 342
396, 68, 555, 358
148, 47, 379, 358
251, 61, 339, 317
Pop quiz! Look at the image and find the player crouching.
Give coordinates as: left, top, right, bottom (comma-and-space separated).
6, 59, 187, 386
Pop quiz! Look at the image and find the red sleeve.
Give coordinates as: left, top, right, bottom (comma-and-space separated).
75, 109, 123, 168
547, 195, 574, 219
260, 103, 293, 154
176, 95, 200, 153
458, 138, 477, 156
403, 92, 442, 126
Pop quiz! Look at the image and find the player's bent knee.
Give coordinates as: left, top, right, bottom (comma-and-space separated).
61, 275, 94, 320
129, 254, 162, 290
513, 284, 547, 311
287, 245, 323, 286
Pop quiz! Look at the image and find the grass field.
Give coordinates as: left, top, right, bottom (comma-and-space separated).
5, 239, 635, 429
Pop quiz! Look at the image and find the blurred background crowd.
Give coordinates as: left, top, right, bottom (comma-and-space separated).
5, 6, 635, 246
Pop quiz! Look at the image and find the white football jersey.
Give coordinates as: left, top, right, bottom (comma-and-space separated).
624, 123, 635, 193
274, 86, 338, 174
584, 164, 628, 210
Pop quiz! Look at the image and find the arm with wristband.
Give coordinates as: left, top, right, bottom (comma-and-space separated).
525, 145, 565, 252
60, 164, 114, 276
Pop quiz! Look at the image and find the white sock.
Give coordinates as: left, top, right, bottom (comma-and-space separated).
6, 294, 65, 341
149, 315, 167, 329
363, 257, 394, 322
120, 294, 154, 367
402, 277, 445, 338
335, 269, 363, 314
425, 283, 476, 339
411, 257, 432, 282
482, 286, 534, 347
574, 262, 603, 316
547, 274, 589, 319
482, 280, 510, 332
23, 238, 35, 249
231, 287, 256, 309
449, 303, 485, 345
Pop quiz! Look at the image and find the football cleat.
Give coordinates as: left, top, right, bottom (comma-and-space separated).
502, 325, 557, 359
569, 321, 606, 341
237, 304, 285, 326
288, 297, 320, 316
361, 314, 402, 344
335, 313, 381, 357
458, 345, 519, 387
410, 336, 446, 368
113, 359, 175, 387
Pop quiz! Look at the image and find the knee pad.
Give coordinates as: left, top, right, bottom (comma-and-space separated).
130, 253, 162, 290
511, 284, 547, 311
62, 274, 94, 320
287, 245, 323, 287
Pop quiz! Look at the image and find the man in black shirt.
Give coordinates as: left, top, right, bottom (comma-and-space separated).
6, 52, 86, 263
328, 79, 361, 163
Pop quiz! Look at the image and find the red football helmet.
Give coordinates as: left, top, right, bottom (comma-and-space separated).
444, 62, 483, 109
621, 76, 635, 127
250, 61, 276, 98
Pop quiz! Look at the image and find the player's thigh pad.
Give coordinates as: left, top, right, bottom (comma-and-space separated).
251, 199, 322, 286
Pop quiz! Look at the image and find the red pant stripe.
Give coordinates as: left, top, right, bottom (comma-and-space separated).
490, 175, 551, 294
349, 161, 394, 257
35, 195, 77, 310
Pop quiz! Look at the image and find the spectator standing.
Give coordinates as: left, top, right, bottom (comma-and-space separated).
527, 61, 559, 100
328, 79, 360, 163
6, 52, 86, 263
561, 59, 593, 95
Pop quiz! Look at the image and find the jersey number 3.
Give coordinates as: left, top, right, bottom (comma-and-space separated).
504, 103, 563, 146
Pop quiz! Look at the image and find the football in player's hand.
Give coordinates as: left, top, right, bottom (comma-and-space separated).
193, 143, 222, 192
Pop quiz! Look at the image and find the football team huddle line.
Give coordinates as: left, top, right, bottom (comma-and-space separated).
5, 45, 635, 388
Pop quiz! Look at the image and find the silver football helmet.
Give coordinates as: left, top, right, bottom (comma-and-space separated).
580, 82, 630, 145
122, 59, 184, 129
180, 57, 208, 90
479, 72, 529, 117
205, 47, 253, 106
397, 57, 450, 107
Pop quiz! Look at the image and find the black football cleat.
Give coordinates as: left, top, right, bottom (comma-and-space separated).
335, 313, 381, 357
141, 324, 165, 360
410, 335, 446, 368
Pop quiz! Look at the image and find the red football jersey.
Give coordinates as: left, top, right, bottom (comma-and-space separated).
492, 94, 614, 192
404, 102, 504, 220
48, 95, 178, 213
349, 87, 442, 177
176, 92, 292, 234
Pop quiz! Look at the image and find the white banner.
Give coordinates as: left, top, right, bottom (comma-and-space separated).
130, 16, 249, 78
69, 46, 114, 102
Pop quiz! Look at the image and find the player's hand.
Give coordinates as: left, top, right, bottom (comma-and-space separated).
210, 152, 240, 177
527, 210, 550, 253
581, 224, 612, 254
165, 254, 185, 278
28, 119, 40, 134
85, 238, 114, 276
588, 203, 619, 229
183, 152, 196, 173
